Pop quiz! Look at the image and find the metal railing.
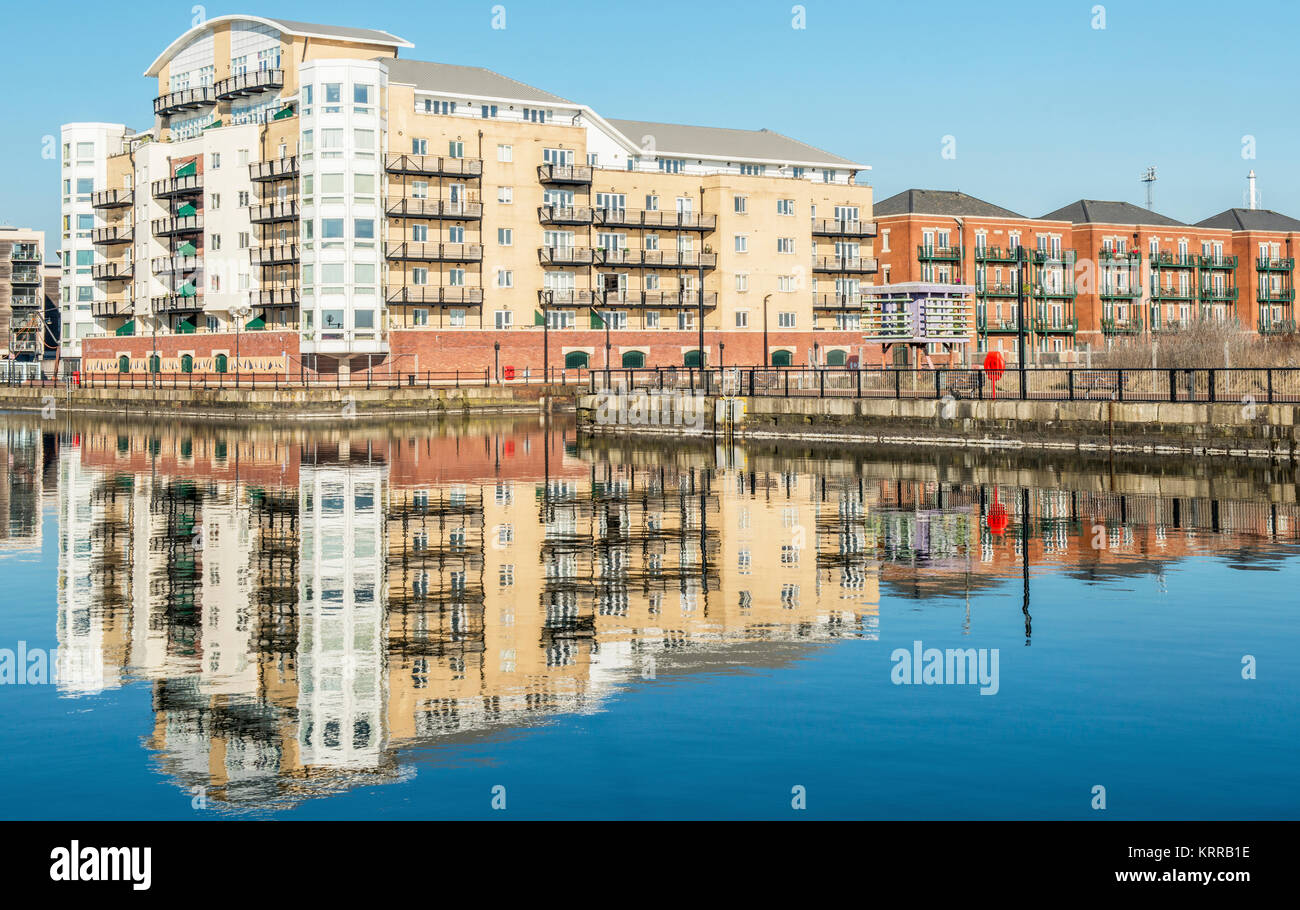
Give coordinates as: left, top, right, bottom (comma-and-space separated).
588, 366, 1300, 404
9, 368, 595, 390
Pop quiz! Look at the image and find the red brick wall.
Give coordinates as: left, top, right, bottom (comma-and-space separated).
82, 331, 299, 374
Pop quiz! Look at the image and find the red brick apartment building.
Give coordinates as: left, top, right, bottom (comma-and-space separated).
877, 189, 1300, 362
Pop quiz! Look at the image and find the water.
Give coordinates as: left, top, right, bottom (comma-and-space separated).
0, 413, 1296, 820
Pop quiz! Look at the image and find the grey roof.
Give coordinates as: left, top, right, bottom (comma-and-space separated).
381, 58, 573, 104
264, 18, 410, 47
605, 118, 860, 167
1195, 208, 1300, 232
874, 189, 1024, 219
1040, 199, 1184, 227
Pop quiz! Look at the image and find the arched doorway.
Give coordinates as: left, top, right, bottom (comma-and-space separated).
564, 351, 589, 369
825, 349, 847, 367
117, 355, 130, 373
621, 350, 645, 368
180, 354, 194, 373
770, 349, 792, 367
148, 354, 161, 374
683, 349, 704, 367
214, 353, 228, 374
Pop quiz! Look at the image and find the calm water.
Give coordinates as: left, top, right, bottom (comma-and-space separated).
0, 413, 1296, 820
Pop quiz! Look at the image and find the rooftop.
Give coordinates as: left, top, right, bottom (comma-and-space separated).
1039, 199, 1185, 227
605, 118, 861, 169
383, 57, 573, 105
1195, 208, 1300, 232
874, 189, 1025, 219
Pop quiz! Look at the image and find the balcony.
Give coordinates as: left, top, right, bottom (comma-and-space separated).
1259, 318, 1297, 336
249, 244, 299, 267
538, 205, 595, 225
9, 242, 40, 261
1101, 317, 1144, 335
214, 68, 284, 101
249, 157, 299, 182
92, 299, 132, 318
10, 265, 41, 285
385, 241, 483, 262
812, 293, 867, 310
152, 174, 203, 199
152, 215, 203, 237
537, 164, 592, 185
1032, 313, 1078, 334
537, 289, 595, 308
1257, 287, 1295, 303
1028, 249, 1076, 265
640, 290, 717, 309
973, 246, 1019, 263
812, 255, 878, 274
1257, 257, 1294, 271
1031, 284, 1076, 299
249, 201, 298, 224
91, 189, 134, 210
387, 198, 483, 221
386, 286, 484, 306
538, 246, 595, 266
92, 225, 134, 246
91, 261, 133, 281
1099, 285, 1142, 299
1149, 286, 1196, 301
811, 218, 876, 237
1151, 318, 1193, 335
154, 86, 215, 117
596, 210, 717, 231
976, 315, 1023, 334
595, 249, 719, 269
916, 245, 962, 261
151, 255, 202, 275
385, 154, 483, 179
1149, 251, 1198, 268
257, 287, 300, 307
1199, 255, 1237, 270
151, 294, 204, 313
1199, 286, 1238, 302
1098, 249, 1141, 262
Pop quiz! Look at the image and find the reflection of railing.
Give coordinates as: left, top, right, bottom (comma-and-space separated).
589, 366, 1300, 404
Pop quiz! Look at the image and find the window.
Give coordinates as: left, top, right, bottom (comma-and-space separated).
778, 276, 796, 293
733, 195, 747, 214
210, 234, 222, 251
495, 310, 513, 329
734, 234, 748, 253
210, 152, 220, 169
448, 140, 464, 158
412, 223, 428, 242
523, 107, 547, 123
739, 163, 765, 176
322, 218, 344, 239
735, 273, 749, 292
481, 104, 498, 118
777, 238, 795, 254
238, 232, 249, 249
238, 190, 250, 206
450, 309, 467, 327
657, 158, 684, 174
324, 82, 341, 104
735, 311, 749, 327
412, 138, 428, 155
354, 83, 372, 105
413, 309, 429, 326
355, 218, 375, 240
497, 269, 514, 288
645, 311, 660, 328
498, 186, 513, 204
411, 267, 428, 285
777, 199, 795, 216
497, 144, 512, 162
209, 193, 220, 210
498, 228, 513, 246
778, 312, 796, 328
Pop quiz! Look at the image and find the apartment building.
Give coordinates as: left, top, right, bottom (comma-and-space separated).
1194, 207, 1300, 336
69, 14, 874, 378
0, 227, 50, 363
874, 190, 1076, 364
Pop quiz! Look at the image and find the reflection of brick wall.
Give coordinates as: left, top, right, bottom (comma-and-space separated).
81, 330, 299, 373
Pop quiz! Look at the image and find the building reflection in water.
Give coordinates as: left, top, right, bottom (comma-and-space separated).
17, 415, 1297, 811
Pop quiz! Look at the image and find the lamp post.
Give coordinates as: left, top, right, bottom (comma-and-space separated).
762, 293, 771, 367
231, 302, 252, 383
1015, 246, 1027, 397
493, 340, 500, 383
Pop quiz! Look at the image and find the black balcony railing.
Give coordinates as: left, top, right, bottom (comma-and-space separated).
595, 209, 717, 231
385, 242, 483, 262
811, 218, 877, 237
152, 174, 203, 198
386, 286, 484, 306
249, 201, 299, 224
249, 157, 299, 182
91, 189, 134, 209
385, 154, 483, 178
812, 255, 878, 273
91, 226, 134, 245
154, 86, 215, 116
387, 198, 484, 221
214, 68, 284, 100
249, 244, 299, 267
152, 215, 203, 236
537, 164, 593, 184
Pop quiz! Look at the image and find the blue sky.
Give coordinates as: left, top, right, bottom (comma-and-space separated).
5, 0, 1299, 254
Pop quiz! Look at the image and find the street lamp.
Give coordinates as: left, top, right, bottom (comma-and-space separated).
762, 293, 772, 367
231, 302, 252, 382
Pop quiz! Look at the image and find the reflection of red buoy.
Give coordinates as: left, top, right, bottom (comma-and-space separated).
987, 487, 1008, 534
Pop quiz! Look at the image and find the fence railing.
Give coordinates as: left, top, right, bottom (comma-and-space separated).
2, 368, 594, 391
588, 367, 1300, 404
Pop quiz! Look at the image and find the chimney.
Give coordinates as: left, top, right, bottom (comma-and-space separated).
1248, 170, 1258, 210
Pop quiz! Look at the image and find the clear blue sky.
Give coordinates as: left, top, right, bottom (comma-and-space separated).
5, 0, 1298, 254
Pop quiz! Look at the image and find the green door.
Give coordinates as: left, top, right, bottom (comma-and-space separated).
214, 353, 228, 373
180, 354, 194, 373
683, 349, 704, 367
148, 354, 161, 373
770, 349, 792, 367
564, 351, 588, 369
621, 350, 645, 368
825, 349, 847, 366
118, 355, 130, 373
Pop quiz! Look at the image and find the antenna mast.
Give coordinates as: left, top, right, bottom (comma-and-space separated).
1141, 166, 1157, 210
